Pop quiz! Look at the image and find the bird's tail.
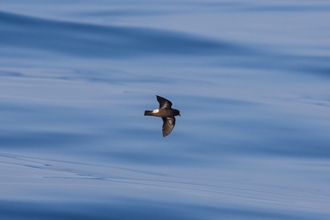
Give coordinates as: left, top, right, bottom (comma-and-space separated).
144, 110, 153, 116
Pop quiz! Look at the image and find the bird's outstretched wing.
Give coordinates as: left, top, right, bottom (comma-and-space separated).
157, 95, 172, 109
162, 117, 175, 137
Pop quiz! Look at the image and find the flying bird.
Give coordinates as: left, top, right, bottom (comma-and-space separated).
144, 95, 181, 137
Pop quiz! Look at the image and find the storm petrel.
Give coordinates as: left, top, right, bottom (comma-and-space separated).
144, 95, 181, 137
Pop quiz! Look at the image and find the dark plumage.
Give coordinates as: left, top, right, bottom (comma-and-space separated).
144, 95, 181, 137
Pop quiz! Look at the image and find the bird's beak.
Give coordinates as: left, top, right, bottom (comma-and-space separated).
179, 114, 181, 117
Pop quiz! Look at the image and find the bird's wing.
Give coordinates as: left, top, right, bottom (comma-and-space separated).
157, 95, 172, 109
162, 117, 175, 137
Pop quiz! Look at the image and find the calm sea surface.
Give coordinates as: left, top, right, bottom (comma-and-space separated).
1, 0, 330, 219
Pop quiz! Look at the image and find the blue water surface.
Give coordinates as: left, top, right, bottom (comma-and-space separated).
1, 0, 330, 219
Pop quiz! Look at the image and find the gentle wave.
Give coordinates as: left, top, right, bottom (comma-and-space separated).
0, 11, 245, 58
1, 10, 329, 77
1, 153, 329, 220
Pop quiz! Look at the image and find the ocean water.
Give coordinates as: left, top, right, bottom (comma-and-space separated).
1, 0, 330, 219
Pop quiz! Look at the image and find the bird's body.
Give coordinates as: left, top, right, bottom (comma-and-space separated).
144, 95, 180, 137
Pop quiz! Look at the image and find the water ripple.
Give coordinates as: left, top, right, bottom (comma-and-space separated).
0, 11, 243, 58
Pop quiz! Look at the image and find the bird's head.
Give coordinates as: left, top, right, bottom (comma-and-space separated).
174, 109, 181, 117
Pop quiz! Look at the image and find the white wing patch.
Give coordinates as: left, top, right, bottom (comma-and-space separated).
152, 109, 159, 113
